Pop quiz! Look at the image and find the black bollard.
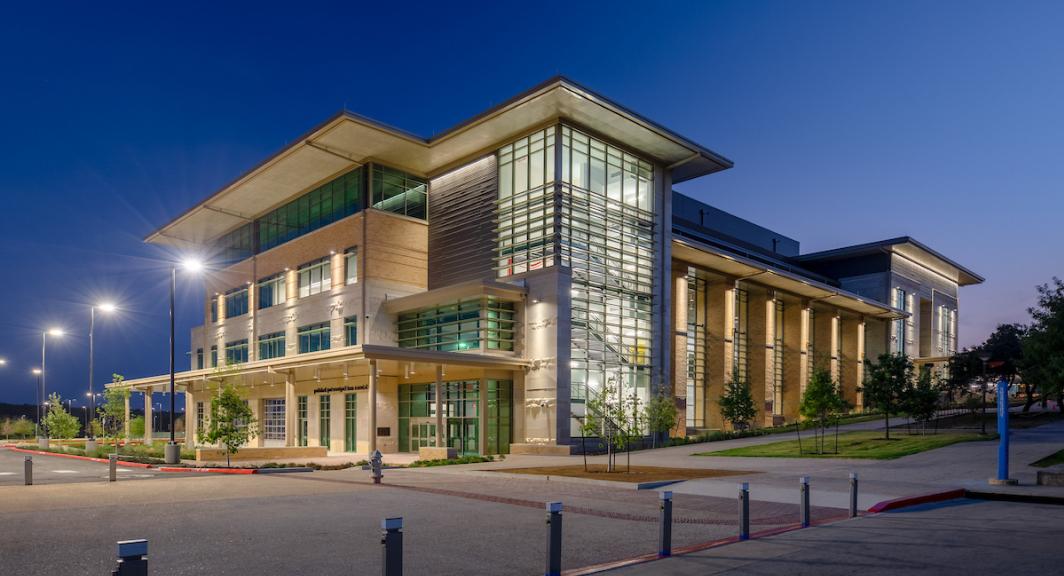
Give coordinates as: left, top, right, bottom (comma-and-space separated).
738, 483, 750, 541
545, 502, 562, 576
800, 476, 810, 528
381, 517, 403, 576
659, 491, 673, 557
112, 539, 148, 576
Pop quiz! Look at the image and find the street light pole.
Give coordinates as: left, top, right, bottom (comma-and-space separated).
167, 265, 177, 462
89, 306, 95, 433
33, 369, 42, 437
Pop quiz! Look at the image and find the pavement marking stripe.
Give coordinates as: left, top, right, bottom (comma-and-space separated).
53, 470, 79, 474
0, 472, 15, 476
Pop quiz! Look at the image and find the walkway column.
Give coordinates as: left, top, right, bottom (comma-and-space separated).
184, 389, 195, 449
434, 365, 444, 448
143, 390, 153, 446
368, 359, 378, 453
123, 392, 131, 440
284, 372, 296, 447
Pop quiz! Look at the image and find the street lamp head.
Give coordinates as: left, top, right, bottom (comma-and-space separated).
181, 257, 205, 273
32, 368, 42, 375
47, 328, 64, 337
0, 358, 6, 366
98, 302, 118, 313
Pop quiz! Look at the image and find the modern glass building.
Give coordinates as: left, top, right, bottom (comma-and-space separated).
111, 77, 983, 460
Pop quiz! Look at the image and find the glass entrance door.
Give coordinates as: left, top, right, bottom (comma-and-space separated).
408, 418, 437, 450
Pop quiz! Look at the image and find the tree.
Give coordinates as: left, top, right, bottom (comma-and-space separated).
12, 417, 34, 439
581, 379, 625, 472
98, 378, 130, 454
199, 383, 258, 467
862, 353, 913, 440
0, 418, 13, 440
719, 371, 757, 432
981, 324, 1028, 410
903, 368, 940, 433
644, 393, 678, 448
944, 349, 984, 404
42, 393, 81, 439
1022, 278, 1064, 413
799, 367, 847, 453
129, 416, 145, 439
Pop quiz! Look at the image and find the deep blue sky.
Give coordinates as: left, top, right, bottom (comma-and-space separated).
1, 1, 1061, 407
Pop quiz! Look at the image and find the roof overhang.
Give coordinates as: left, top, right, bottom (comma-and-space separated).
382, 279, 526, 314
797, 237, 984, 287
673, 239, 905, 319
148, 77, 733, 247
109, 345, 529, 391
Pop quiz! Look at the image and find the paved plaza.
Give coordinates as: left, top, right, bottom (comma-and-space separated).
0, 416, 1061, 574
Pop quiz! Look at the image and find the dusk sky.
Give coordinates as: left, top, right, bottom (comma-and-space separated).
1, 1, 1061, 406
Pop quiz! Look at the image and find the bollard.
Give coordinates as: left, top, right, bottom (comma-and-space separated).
112, 539, 148, 576
24, 455, 32, 486
545, 501, 563, 576
849, 473, 859, 518
658, 491, 673, 557
381, 517, 403, 576
110, 454, 118, 483
738, 483, 750, 541
800, 476, 810, 528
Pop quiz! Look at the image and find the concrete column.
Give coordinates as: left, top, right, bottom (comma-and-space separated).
799, 304, 812, 398
672, 270, 688, 438
840, 317, 866, 411
368, 359, 378, 453
284, 373, 296, 447
435, 365, 444, 448
123, 393, 131, 440
184, 389, 195, 449
478, 377, 488, 455
143, 391, 153, 446
830, 312, 841, 383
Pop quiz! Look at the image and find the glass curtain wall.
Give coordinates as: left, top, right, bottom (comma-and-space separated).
561, 126, 655, 436
495, 125, 656, 437
397, 380, 513, 455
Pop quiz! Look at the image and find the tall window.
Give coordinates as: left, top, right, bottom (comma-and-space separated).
263, 399, 285, 441
344, 316, 358, 346
685, 269, 707, 428
196, 401, 204, 433
225, 288, 249, 318
298, 322, 331, 353
298, 259, 331, 297
196, 348, 204, 370
258, 274, 286, 309
734, 287, 749, 382
210, 299, 218, 323
210, 345, 218, 368
773, 299, 785, 416
224, 339, 248, 365
496, 128, 555, 276
893, 288, 911, 355
258, 331, 286, 360
297, 396, 308, 447
344, 393, 357, 452
371, 165, 427, 220
344, 248, 358, 285
319, 395, 331, 449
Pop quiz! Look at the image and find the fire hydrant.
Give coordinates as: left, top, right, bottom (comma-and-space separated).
370, 449, 383, 484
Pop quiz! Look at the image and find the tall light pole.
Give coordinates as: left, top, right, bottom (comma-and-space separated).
166, 258, 203, 464
88, 302, 117, 445
32, 368, 42, 437
40, 328, 64, 441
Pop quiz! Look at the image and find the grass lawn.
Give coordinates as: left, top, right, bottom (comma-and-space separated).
495, 465, 753, 483
1032, 448, 1064, 468
696, 430, 995, 460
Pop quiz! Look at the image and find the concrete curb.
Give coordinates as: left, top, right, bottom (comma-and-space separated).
6, 446, 153, 469
866, 488, 967, 513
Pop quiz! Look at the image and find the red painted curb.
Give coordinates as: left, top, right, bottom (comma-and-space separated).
156, 467, 256, 474
867, 488, 966, 513
6, 447, 153, 469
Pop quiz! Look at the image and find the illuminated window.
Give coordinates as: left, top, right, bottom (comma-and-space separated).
258, 331, 285, 360
298, 259, 331, 298
372, 165, 427, 220
397, 298, 516, 352
225, 287, 248, 318
224, 339, 248, 365
298, 322, 331, 353
344, 248, 358, 285
258, 274, 286, 309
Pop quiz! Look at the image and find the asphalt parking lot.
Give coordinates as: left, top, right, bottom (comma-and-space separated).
0, 447, 170, 485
